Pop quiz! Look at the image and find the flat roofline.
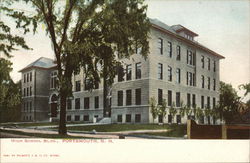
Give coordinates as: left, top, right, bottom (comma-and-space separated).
151, 24, 225, 59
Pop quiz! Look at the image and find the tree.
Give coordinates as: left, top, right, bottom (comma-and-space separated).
158, 99, 167, 123
239, 83, 250, 97
169, 102, 177, 123
149, 97, 158, 123
3, 0, 150, 135
214, 81, 241, 124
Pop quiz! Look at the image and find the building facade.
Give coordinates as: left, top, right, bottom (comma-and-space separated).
20, 19, 224, 124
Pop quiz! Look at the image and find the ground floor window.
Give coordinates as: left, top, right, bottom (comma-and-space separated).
176, 115, 181, 124
135, 114, 141, 123
168, 115, 172, 123
126, 114, 131, 123
207, 116, 210, 125
158, 115, 163, 123
199, 116, 204, 124
117, 115, 122, 123
84, 115, 89, 122
75, 115, 80, 121
213, 116, 216, 125
67, 115, 71, 121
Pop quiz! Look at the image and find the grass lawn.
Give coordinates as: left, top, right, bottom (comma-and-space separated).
0, 129, 90, 139
67, 124, 186, 134
0, 121, 83, 127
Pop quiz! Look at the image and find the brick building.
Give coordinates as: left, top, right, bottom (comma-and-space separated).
20, 19, 224, 124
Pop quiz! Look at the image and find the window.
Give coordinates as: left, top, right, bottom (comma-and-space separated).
167, 41, 172, 57
30, 86, 32, 96
135, 114, 141, 123
207, 58, 210, 70
29, 101, 32, 112
117, 66, 124, 82
187, 93, 191, 107
158, 89, 163, 105
213, 60, 216, 72
213, 79, 216, 91
75, 80, 81, 92
135, 62, 141, 79
84, 97, 90, 109
27, 87, 29, 96
187, 50, 194, 65
167, 66, 172, 81
95, 96, 99, 109
176, 68, 181, 83
158, 115, 163, 123
192, 94, 196, 107
24, 74, 26, 83
126, 114, 131, 123
207, 116, 211, 125
158, 38, 163, 55
118, 91, 123, 106
158, 63, 163, 80
75, 115, 80, 121
176, 46, 181, 60
67, 99, 72, 110
23, 88, 26, 97
207, 96, 210, 109
50, 71, 57, 89
176, 115, 181, 124
126, 90, 132, 106
83, 115, 89, 121
176, 92, 181, 107
201, 56, 204, 68
75, 98, 80, 109
213, 97, 216, 109
84, 79, 91, 91
27, 73, 29, 82
30, 72, 32, 82
135, 88, 141, 105
201, 96, 204, 109
187, 72, 194, 86
126, 64, 132, 80
67, 115, 71, 121
168, 90, 172, 107
168, 115, 172, 123
117, 115, 122, 123
208, 77, 210, 90
201, 75, 205, 88
213, 116, 216, 125
199, 116, 204, 124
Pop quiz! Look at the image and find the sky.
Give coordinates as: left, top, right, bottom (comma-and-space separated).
3, 0, 250, 100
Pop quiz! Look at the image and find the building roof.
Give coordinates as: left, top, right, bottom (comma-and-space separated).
19, 57, 56, 72
171, 24, 199, 37
149, 18, 225, 59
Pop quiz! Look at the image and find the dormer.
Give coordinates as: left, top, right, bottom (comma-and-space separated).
171, 25, 198, 41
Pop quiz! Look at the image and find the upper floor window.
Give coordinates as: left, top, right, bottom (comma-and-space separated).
176, 45, 181, 60
84, 79, 91, 91
176, 68, 181, 84
213, 79, 216, 91
27, 73, 29, 82
23, 88, 26, 97
201, 56, 204, 68
26, 87, 29, 96
201, 96, 204, 109
201, 75, 205, 88
187, 93, 191, 107
158, 38, 163, 55
126, 64, 132, 80
207, 96, 210, 109
118, 90, 123, 106
213, 97, 216, 108
29, 72, 32, 82
84, 97, 90, 109
126, 89, 132, 106
158, 63, 163, 80
187, 50, 195, 66
167, 66, 172, 82
213, 60, 216, 72
95, 96, 99, 109
208, 77, 210, 90
29, 86, 32, 96
67, 99, 72, 110
135, 62, 141, 79
24, 74, 26, 83
75, 80, 81, 92
207, 58, 210, 70
135, 88, 141, 105
192, 94, 196, 107
75, 98, 80, 109
50, 71, 58, 89
186, 72, 194, 86
117, 66, 124, 82
167, 41, 172, 58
